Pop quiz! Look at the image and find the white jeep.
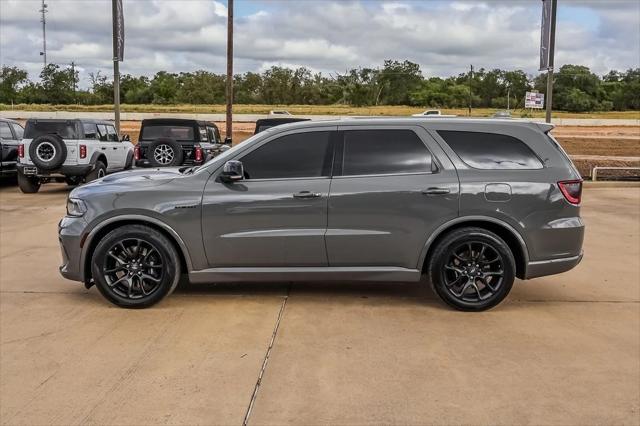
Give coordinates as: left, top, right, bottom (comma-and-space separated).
17, 119, 135, 193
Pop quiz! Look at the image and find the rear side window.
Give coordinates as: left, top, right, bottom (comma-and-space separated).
438, 130, 543, 170
241, 131, 332, 179
341, 129, 432, 176
24, 121, 79, 139
0, 123, 13, 139
11, 124, 24, 139
83, 123, 98, 139
97, 125, 109, 142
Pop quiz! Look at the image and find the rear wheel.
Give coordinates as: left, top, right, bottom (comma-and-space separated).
91, 225, 180, 308
428, 227, 515, 311
84, 161, 106, 183
17, 170, 41, 193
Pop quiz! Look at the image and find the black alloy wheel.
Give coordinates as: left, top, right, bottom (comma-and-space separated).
92, 225, 180, 308
428, 227, 515, 311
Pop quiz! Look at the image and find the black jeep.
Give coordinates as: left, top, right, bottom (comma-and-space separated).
0, 118, 24, 177
135, 119, 229, 167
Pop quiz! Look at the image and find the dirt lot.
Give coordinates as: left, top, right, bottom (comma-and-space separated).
0, 181, 638, 425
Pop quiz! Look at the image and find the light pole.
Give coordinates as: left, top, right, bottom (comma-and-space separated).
544, 0, 557, 123
225, 0, 234, 142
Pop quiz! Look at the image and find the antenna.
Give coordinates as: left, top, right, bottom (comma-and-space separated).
39, 0, 48, 66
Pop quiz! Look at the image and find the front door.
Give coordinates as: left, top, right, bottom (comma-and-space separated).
202, 128, 336, 267
326, 126, 460, 269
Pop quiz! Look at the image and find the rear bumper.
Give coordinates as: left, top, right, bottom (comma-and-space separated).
525, 252, 583, 279
18, 163, 93, 177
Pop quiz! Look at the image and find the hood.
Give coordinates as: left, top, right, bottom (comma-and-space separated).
70, 167, 186, 198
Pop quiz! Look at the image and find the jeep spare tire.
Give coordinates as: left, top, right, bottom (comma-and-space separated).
29, 134, 67, 170
147, 138, 183, 167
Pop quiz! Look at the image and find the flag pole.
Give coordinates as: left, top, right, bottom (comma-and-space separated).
225, 0, 234, 142
545, 0, 557, 124
112, 0, 121, 134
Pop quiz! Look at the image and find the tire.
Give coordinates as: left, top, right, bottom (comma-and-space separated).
124, 152, 134, 170
91, 224, 181, 308
84, 161, 106, 183
427, 227, 515, 311
17, 170, 41, 193
65, 176, 82, 186
28, 135, 67, 170
147, 139, 183, 167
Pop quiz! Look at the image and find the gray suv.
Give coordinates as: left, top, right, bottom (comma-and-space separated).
59, 118, 584, 311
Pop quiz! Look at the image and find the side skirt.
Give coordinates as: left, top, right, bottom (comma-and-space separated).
188, 266, 422, 284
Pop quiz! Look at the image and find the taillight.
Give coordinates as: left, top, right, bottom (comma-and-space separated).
558, 180, 582, 205
194, 146, 203, 162
18, 144, 24, 158
79, 144, 87, 159
134, 145, 140, 161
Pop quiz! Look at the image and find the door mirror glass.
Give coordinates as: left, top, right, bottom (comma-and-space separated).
221, 160, 244, 182
121, 134, 131, 142
224, 136, 232, 145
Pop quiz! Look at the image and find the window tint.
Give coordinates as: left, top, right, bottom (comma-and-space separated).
341, 129, 432, 176
97, 125, 109, 142
207, 126, 220, 143
141, 125, 195, 141
241, 131, 332, 179
83, 123, 98, 139
437, 130, 543, 170
0, 123, 13, 139
24, 121, 79, 139
10, 123, 24, 139
106, 125, 118, 141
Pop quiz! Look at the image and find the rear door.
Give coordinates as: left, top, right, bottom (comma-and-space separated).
326, 125, 459, 269
0, 122, 19, 170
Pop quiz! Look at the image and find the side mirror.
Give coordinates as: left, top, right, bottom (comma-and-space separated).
224, 137, 232, 145
121, 134, 131, 142
221, 160, 244, 182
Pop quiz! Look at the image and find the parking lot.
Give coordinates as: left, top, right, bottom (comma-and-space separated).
0, 181, 638, 425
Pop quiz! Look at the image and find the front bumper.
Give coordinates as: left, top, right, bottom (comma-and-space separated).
19, 163, 94, 177
58, 216, 89, 282
525, 251, 584, 279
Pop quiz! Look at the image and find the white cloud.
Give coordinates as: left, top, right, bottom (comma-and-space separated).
1, 0, 638, 89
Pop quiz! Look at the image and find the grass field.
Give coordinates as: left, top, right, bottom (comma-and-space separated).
2, 103, 639, 119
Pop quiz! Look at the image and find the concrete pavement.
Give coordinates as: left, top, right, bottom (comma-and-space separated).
0, 181, 638, 425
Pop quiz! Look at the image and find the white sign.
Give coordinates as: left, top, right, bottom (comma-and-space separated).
525, 92, 545, 109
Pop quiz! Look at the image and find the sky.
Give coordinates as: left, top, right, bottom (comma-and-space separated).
1, 0, 639, 88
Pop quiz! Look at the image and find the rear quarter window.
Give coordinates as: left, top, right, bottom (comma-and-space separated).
437, 130, 543, 170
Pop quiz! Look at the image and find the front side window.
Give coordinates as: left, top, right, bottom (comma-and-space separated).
0, 123, 13, 140
106, 125, 119, 142
437, 130, 543, 170
207, 126, 221, 143
341, 129, 432, 176
240, 131, 333, 180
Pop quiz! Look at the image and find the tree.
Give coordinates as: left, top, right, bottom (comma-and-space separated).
0, 66, 29, 104
39, 64, 78, 104
378, 60, 422, 105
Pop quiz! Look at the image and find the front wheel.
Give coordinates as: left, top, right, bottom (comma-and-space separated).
17, 171, 41, 193
428, 227, 515, 311
91, 225, 181, 308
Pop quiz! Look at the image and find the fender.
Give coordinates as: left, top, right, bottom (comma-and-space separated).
79, 214, 195, 279
89, 150, 108, 168
417, 215, 530, 272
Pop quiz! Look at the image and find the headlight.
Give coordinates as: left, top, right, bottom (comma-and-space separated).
66, 198, 87, 217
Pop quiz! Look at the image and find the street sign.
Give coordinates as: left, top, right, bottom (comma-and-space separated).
525, 92, 545, 109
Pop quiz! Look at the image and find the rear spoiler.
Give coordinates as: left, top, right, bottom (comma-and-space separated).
535, 122, 555, 133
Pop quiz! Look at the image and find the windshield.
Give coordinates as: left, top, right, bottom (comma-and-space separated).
141, 125, 195, 141
24, 121, 79, 139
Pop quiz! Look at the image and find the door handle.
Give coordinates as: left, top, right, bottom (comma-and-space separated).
101, 147, 107, 150
113, 147, 118, 150
293, 191, 321, 199
422, 187, 450, 195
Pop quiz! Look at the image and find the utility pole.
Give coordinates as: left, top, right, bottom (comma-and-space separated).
507, 86, 511, 111
39, 0, 48, 67
112, 0, 121, 134
225, 0, 234, 142
70, 61, 76, 103
545, 0, 557, 123
468, 64, 473, 116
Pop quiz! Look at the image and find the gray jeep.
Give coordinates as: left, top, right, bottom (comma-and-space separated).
59, 118, 584, 310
